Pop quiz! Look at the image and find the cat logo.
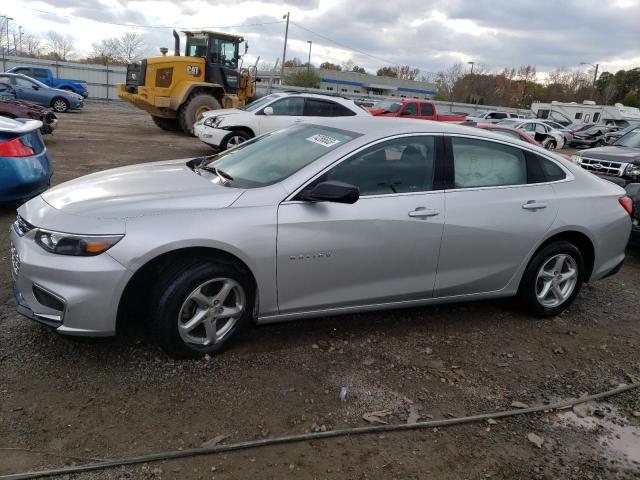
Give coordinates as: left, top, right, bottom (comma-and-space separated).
186, 65, 201, 76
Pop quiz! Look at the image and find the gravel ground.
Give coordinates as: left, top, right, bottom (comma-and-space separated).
1, 103, 639, 480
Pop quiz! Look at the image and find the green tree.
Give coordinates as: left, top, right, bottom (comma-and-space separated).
352, 65, 366, 74
319, 62, 342, 71
376, 66, 398, 78
286, 69, 321, 88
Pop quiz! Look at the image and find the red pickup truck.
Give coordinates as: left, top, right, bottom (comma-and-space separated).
368, 99, 466, 122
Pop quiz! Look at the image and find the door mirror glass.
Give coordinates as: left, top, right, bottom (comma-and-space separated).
298, 181, 359, 204
32, 84, 40, 90
263, 106, 274, 116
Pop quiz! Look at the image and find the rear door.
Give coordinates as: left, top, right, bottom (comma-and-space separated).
257, 97, 305, 135
418, 102, 435, 120
435, 135, 563, 297
277, 134, 446, 314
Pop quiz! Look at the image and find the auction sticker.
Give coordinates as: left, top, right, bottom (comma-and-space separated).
306, 134, 341, 147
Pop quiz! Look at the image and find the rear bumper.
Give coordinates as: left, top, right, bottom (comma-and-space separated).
0, 151, 52, 202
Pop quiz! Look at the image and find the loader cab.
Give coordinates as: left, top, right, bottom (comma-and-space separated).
184, 31, 242, 94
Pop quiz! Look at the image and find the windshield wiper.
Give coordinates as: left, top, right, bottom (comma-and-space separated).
200, 165, 234, 184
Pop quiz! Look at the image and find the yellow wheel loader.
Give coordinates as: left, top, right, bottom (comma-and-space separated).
117, 30, 254, 135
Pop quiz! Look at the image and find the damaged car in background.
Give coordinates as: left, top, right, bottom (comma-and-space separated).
0, 82, 57, 135
10, 118, 632, 359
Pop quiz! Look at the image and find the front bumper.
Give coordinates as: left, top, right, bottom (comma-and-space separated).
10, 223, 131, 336
194, 123, 228, 147
570, 138, 597, 148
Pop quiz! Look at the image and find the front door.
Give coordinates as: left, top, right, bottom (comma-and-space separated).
258, 97, 305, 135
12, 76, 49, 105
435, 136, 560, 297
277, 135, 445, 314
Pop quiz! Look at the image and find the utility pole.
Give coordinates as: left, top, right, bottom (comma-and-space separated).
468, 61, 474, 74
6, 16, 12, 55
280, 12, 289, 85
306, 40, 312, 73
580, 62, 599, 97
18, 26, 22, 56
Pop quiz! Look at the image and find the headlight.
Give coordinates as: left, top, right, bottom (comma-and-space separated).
570, 154, 582, 164
35, 229, 124, 256
203, 116, 222, 128
626, 164, 640, 176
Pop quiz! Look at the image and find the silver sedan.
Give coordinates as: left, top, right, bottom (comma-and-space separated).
10, 118, 632, 358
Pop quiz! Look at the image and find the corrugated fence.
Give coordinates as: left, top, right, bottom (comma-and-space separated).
1, 55, 126, 100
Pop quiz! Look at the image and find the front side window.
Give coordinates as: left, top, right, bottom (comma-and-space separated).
322, 136, 436, 196
615, 128, 640, 148
218, 39, 238, 68
269, 97, 304, 116
451, 137, 527, 188
401, 103, 418, 115
15, 76, 36, 88
375, 100, 402, 113
33, 69, 49, 77
205, 125, 360, 188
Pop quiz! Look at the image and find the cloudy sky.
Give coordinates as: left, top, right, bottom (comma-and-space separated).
8, 0, 640, 77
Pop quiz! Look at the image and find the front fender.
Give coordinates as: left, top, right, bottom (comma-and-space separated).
173, 82, 225, 110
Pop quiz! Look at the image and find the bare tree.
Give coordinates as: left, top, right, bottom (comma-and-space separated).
90, 37, 121, 63
22, 31, 42, 57
118, 32, 145, 63
46, 31, 74, 60
435, 63, 465, 100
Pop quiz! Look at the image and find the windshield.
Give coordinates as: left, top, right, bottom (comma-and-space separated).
582, 126, 604, 135
242, 94, 281, 112
203, 124, 361, 187
374, 101, 402, 113
613, 128, 640, 148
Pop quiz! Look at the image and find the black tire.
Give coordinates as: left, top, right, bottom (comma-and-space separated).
151, 116, 181, 131
518, 241, 584, 318
221, 130, 251, 150
542, 139, 557, 151
152, 258, 254, 359
51, 97, 70, 113
178, 93, 221, 135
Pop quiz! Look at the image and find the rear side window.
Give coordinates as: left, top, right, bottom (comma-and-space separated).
304, 99, 355, 117
451, 137, 527, 188
420, 103, 434, 116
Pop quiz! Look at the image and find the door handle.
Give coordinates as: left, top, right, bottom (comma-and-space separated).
522, 201, 547, 210
408, 207, 440, 218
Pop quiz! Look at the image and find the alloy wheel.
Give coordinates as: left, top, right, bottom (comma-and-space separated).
177, 278, 246, 346
53, 100, 68, 112
226, 135, 246, 148
535, 254, 578, 308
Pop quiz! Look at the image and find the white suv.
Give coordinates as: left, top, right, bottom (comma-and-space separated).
194, 92, 371, 150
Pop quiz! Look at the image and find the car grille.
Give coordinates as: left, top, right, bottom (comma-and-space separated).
579, 157, 625, 176
14, 215, 35, 236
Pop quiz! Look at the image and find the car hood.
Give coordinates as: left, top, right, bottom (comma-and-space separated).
580, 146, 640, 164
202, 108, 244, 119
41, 159, 244, 219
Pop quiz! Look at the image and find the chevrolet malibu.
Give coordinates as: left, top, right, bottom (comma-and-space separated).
10, 119, 632, 358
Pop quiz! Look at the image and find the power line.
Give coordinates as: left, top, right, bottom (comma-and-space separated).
16, 5, 285, 30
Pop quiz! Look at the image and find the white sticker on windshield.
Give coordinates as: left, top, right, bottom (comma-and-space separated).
306, 134, 342, 147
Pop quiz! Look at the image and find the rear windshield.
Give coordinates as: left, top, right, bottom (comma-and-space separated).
203, 124, 361, 188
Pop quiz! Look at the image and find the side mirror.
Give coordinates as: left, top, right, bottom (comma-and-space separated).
298, 181, 359, 204
32, 85, 39, 90
263, 106, 274, 116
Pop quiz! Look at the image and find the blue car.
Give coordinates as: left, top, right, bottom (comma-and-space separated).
0, 73, 84, 113
0, 116, 52, 203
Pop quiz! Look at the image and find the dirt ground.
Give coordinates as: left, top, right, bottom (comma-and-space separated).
1, 103, 639, 480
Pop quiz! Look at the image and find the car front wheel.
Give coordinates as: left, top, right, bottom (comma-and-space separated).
152, 258, 254, 359
518, 241, 584, 317
221, 131, 251, 150
51, 97, 70, 113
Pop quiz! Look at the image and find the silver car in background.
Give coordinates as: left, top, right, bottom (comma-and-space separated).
10, 118, 632, 358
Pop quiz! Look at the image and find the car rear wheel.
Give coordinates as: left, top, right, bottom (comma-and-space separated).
518, 241, 584, 318
152, 258, 254, 359
221, 131, 251, 150
51, 97, 70, 113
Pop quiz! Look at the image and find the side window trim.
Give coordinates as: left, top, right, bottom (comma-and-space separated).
442, 134, 573, 191
285, 133, 446, 202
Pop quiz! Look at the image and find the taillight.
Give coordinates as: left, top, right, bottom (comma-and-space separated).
619, 196, 633, 216
0, 137, 35, 157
